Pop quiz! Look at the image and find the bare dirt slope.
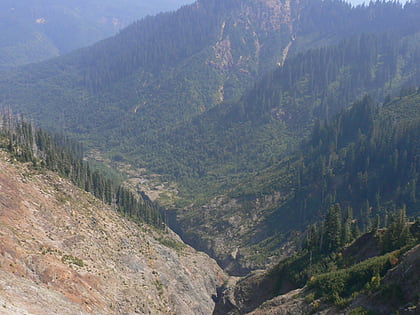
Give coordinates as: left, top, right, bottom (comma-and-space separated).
0, 151, 226, 314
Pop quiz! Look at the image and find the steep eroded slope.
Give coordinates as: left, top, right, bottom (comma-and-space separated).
0, 150, 226, 314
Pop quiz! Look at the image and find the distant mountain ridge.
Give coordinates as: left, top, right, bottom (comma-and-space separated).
0, 0, 193, 68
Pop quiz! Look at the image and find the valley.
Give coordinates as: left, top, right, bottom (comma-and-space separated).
0, 0, 419, 314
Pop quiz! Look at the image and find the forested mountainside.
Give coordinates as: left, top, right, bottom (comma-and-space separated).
1, 1, 418, 198
0, 0, 192, 68
171, 91, 420, 275
155, 31, 420, 200
0, 0, 299, 131
0, 0, 419, 278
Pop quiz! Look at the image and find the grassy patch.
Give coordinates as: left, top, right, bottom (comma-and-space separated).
62, 254, 84, 267
157, 236, 186, 252
41, 247, 63, 256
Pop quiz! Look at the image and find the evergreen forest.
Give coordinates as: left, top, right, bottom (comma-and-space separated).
0, 0, 419, 292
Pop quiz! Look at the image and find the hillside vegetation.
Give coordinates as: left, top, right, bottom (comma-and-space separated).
1, 1, 418, 201
214, 208, 420, 314
157, 32, 420, 200
0, 0, 419, 276
171, 91, 420, 274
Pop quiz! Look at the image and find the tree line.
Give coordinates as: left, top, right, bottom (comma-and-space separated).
304, 203, 417, 256
0, 109, 164, 228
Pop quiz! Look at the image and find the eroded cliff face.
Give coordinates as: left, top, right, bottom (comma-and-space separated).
208, 0, 298, 67
0, 151, 226, 314
169, 192, 296, 276
204, 0, 300, 103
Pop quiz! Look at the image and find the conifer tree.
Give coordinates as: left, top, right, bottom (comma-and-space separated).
341, 206, 353, 245
322, 203, 342, 253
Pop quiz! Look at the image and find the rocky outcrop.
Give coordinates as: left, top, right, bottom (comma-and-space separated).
169, 192, 294, 276
215, 244, 420, 315
342, 231, 381, 265
214, 283, 337, 315
212, 258, 299, 315
0, 151, 226, 314
213, 270, 277, 315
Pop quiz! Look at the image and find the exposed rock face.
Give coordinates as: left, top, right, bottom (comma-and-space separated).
213, 262, 298, 315
214, 282, 337, 315
204, 0, 300, 101
247, 288, 322, 315
213, 270, 277, 315
0, 151, 226, 314
169, 192, 294, 276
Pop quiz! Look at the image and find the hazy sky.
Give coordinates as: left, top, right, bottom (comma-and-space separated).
348, 0, 410, 4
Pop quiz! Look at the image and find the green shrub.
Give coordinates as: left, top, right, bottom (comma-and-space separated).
157, 236, 185, 252
304, 293, 315, 304
348, 306, 378, 315
62, 254, 84, 267
308, 251, 398, 301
